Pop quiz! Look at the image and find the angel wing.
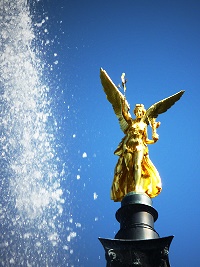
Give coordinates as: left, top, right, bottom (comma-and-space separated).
100, 68, 131, 133
143, 90, 185, 124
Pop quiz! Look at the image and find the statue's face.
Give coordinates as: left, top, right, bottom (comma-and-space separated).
134, 107, 144, 118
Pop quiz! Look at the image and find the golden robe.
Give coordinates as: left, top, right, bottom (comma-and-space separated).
111, 135, 162, 202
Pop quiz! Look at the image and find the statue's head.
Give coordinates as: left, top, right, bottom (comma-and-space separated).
134, 104, 146, 118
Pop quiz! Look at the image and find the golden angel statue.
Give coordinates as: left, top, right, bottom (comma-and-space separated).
100, 68, 184, 202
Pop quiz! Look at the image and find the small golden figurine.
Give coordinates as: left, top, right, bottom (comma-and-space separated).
100, 68, 184, 202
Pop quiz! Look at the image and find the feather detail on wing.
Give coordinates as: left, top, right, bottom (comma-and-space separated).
100, 68, 131, 133
143, 90, 185, 124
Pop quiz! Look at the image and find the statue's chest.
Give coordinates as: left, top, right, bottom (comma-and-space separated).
130, 121, 146, 133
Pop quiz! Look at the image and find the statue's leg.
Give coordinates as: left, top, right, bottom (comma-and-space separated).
134, 150, 144, 193
124, 152, 133, 172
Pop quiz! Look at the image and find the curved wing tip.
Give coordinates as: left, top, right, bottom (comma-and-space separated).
179, 90, 185, 97
100, 68, 106, 76
174, 90, 185, 98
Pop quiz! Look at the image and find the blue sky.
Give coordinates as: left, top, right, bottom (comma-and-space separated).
35, 0, 200, 266
2, 0, 200, 266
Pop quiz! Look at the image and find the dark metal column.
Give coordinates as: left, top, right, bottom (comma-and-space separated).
99, 192, 173, 267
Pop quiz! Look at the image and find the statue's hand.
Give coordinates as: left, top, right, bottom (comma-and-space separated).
151, 118, 161, 129
153, 133, 159, 142
156, 121, 161, 128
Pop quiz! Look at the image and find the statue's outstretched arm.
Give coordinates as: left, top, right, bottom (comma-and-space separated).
144, 126, 158, 145
121, 98, 131, 123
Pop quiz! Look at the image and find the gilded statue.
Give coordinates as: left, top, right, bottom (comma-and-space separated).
100, 68, 184, 202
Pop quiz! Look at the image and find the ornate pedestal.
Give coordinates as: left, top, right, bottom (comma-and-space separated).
99, 192, 173, 267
